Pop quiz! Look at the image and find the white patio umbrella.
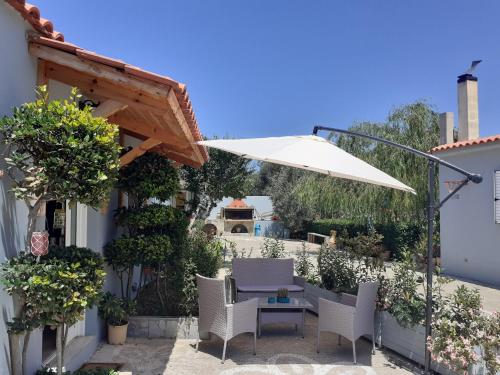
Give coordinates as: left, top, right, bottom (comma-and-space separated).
198, 135, 415, 194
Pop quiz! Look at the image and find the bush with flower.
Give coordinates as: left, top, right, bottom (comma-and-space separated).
428, 285, 500, 374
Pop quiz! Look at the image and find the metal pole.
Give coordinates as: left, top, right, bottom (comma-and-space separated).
312, 125, 482, 374
424, 160, 435, 374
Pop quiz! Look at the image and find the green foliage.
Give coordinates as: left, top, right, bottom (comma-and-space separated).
118, 152, 180, 205
0, 86, 120, 207
1, 246, 105, 331
307, 219, 422, 259
98, 292, 135, 326
73, 368, 119, 375
386, 251, 426, 328
429, 286, 500, 374
261, 164, 314, 234
185, 229, 223, 279
260, 237, 286, 258
295, 242, 315, 282
277, 288, 289, 298
317, 236, 385, 295
182, 144, 252, 219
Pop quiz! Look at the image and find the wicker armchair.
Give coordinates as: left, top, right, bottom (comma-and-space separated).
317, 281, 379, 364
196, 274, 258, 363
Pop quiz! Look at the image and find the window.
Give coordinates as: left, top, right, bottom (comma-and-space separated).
495, 171, 500, 224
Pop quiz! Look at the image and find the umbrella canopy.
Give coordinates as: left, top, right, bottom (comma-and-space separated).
198, 135, 415, 194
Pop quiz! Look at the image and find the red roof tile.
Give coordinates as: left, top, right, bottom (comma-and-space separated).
6, 0, 64, 41
431, 135, 500, 153
227, 199, 249, 208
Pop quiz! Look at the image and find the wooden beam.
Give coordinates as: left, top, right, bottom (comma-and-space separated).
166, 90, 205, 165
109, 112, 187, 149
36, 58, 48, 86
29, 43, 173, 102
120, 138, 161, 166
93, 100, 127, 118
43, 61, 170, 113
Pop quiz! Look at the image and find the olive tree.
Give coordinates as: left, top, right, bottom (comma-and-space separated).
0, 86, 121, 375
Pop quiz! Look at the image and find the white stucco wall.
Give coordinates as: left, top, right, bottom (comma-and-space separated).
438, 143, 500, 286
0, 3, 40, 373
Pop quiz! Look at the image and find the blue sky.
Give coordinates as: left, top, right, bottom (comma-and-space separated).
40, 1, 500, 139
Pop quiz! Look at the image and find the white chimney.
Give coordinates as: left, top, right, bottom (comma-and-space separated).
457, 74, 479, 141
439, 112, 454, 145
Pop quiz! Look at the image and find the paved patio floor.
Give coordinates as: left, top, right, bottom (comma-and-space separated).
89, 313, 420, 375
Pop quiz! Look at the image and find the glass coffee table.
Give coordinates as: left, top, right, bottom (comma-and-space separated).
257, 297, 313, 338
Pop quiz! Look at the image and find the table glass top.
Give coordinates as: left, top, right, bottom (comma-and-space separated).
257, 297, 313, 308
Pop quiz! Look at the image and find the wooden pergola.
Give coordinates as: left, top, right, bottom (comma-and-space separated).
29, 35, 209, 168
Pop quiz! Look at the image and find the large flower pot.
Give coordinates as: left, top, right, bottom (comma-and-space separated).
107, 323, 128, 345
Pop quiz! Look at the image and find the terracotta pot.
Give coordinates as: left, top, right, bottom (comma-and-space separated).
107, 323, 128, 345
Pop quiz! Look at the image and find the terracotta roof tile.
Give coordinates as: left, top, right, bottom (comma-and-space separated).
6, 0, 64, 41
431, 135, 500, 153
227, 199, 249, 208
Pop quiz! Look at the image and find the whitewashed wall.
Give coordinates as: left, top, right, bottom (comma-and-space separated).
0, 3, 40, 373
438, 143, 500, 286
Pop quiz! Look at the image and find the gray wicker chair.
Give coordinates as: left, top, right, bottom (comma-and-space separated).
317, 281, 379, 364
196, 274, 258, 363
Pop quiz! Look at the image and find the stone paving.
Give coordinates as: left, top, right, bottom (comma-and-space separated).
89, 313, 420, 375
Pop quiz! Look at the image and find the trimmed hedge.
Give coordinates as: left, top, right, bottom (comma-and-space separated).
306, 219, 422, 259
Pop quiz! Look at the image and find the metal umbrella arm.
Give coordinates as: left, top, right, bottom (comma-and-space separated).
312, 125, 482, 374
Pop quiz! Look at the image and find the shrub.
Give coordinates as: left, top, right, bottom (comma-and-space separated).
295, 242, 316, 283
260, 237, 286, 258
73, 368, 119, 375
118, 152, 179, 205
428, 286, 500, 374
98, 292, 136, 326
386, 251, 426, 328
186, 229, 223, 278
307, 219, 422, 259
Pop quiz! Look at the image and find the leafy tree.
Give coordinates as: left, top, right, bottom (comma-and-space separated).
1, 247, 105, 375
182, 144, 252, 222
263, 165, 315, 235
0, 85, 121, 246
105, 153, 183, 308
0, 86, 120, 375
295, 101, 439, 224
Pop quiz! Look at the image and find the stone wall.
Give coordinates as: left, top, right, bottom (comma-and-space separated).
128, 316, 203, 339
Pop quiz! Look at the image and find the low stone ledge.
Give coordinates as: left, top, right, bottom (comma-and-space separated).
128, 316, 202, 339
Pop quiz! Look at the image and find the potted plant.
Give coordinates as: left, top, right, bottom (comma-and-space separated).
98, 292, 135, 345
277, 288, 290, 303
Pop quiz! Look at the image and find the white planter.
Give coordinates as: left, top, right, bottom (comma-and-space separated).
128, 316, 206, 339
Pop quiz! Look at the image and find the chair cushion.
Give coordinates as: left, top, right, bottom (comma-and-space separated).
237, 284, 304, 293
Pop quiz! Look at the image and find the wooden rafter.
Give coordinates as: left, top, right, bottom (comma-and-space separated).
120, 138, 162, 166
92, 100, 128, 118
36, 58, 48, 86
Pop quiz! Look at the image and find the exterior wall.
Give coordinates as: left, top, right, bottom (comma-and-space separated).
0, 3, 39, 373
438, 144, 500, 286
224, 220, 254, 234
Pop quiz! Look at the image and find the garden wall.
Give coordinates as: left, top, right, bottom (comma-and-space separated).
128, 316, 203, 339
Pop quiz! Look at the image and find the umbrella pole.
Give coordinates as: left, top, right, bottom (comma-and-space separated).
312, 125, 482, 375
424, 160, 436, 373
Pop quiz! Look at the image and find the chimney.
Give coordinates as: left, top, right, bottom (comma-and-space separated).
457, 73, 479, 141
439, 112, 454, 144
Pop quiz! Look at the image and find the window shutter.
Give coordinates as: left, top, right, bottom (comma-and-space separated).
495, 171, 500, 224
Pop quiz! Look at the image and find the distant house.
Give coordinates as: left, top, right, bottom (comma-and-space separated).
0, 1, 207, 372
206, 196, 289, 238
432, 72, 500, 287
